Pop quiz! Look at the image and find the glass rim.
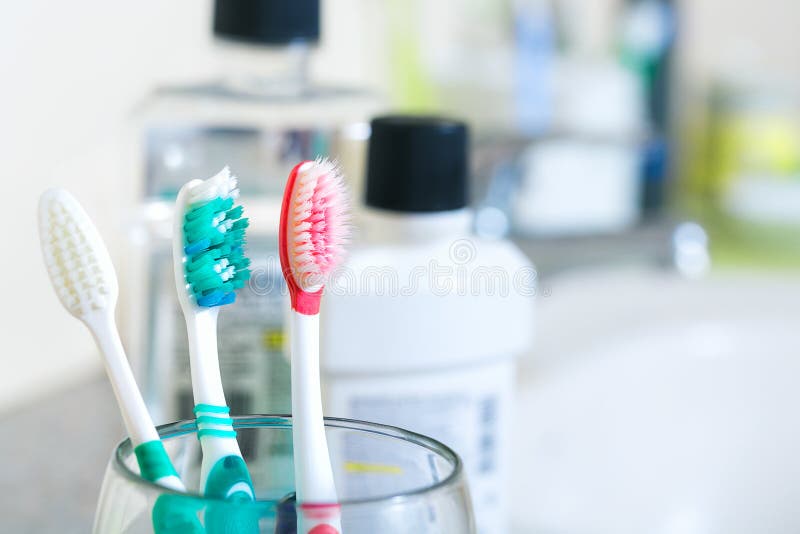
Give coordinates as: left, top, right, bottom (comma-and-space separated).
112, 414, 464, 508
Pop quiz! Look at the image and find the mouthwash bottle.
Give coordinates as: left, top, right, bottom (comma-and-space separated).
126, 0, 378, 426
321, 116, 536, 534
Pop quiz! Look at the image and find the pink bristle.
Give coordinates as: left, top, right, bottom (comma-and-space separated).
287, 159, 350, 290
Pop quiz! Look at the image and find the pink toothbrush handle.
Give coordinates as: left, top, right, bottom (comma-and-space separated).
300, 503, 341, 534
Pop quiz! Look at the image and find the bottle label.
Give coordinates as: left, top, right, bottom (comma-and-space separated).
325, 358, 514, 534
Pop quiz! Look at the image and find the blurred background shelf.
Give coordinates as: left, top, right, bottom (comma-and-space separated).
511, 218, 686, 277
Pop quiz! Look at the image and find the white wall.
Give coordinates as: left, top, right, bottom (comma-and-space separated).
0, 0, 373, 412
0, 1, 208, 411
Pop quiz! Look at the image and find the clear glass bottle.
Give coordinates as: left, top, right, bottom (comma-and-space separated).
125, 0, 379, 423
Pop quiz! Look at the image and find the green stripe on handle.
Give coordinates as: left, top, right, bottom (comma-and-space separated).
193, 403, 230, 415
194, 405, 236, 440
134, 440, 179, 482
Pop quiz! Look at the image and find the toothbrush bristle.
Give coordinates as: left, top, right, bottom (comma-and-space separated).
182, 167, 251, 307
38, 189, 115, 317
287, 158, 350, 290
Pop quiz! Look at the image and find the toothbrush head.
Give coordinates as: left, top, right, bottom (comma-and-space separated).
175, 167, 251, 309
279, 158, 350, 315
38, 188, 118, 319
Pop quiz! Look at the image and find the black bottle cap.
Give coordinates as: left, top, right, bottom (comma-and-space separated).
213, 0, 320, 45
366, 115, 469, 213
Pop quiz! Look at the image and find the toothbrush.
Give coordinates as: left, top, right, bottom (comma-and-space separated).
38, 189, 204, 533
279, 159, 350, 534
172, 168, 255, 505
38, 188, 185, 490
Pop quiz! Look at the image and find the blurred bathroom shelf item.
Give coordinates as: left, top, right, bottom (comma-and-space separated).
381, 0, 556, 133
511, 217, 708, 278
510, 57, 647, 236
680, 71, 800, 271
472, 134, 708, 279
470, 57, 649, 244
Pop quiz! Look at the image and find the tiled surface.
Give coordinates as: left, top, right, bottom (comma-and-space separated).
0, 377, 123, 533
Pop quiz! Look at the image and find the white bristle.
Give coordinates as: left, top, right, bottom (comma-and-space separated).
38, 189, 118, 318
287, 158, 350, 290
186, 166, 239, 205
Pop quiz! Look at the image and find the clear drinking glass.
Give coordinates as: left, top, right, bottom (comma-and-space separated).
94, 416, 475, 533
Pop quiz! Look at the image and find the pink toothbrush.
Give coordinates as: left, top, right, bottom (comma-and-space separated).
279, 159, 350, 534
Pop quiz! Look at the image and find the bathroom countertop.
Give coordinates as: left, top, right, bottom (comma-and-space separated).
0, 376, 123, 533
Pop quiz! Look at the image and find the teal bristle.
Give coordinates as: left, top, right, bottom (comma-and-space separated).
182, 182, 251, 308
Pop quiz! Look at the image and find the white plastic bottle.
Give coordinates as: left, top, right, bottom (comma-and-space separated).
321, 116, 536, 534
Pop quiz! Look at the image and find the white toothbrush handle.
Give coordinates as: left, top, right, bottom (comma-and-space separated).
185, 309, 227, 406
291, 311, 341, 532
86, 311, 159, 446
185, 310, 251, 497
86, 311, 186, 491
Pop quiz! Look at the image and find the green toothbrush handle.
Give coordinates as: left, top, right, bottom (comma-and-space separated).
193, 404, 258, 532
134, 440, 206, 534
134, 440, 179, 483
152, 495, 205, 534
204, 456, 259, 534
204, 455, 254, 499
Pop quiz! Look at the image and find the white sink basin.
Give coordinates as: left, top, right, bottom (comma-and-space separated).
512, 268, 800, 534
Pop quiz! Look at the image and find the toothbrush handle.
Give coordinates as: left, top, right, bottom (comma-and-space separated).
134, 440, 183, 490
185, 311, 257, 533
291, 310, 340, 534
86, 314, 205, 532
185, 310, 227, 405
298, 505, 342, 534
87, 312, 159, 446
193, 403, 254, 499
185, 311, 255, 500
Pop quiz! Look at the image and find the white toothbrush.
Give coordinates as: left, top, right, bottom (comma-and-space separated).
279, 159, 350, 534
172, 168, 255, 505
38, 188, 185, 491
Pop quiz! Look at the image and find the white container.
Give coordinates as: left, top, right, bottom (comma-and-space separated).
512, 58, 646, 236
321, 207, 535, 534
